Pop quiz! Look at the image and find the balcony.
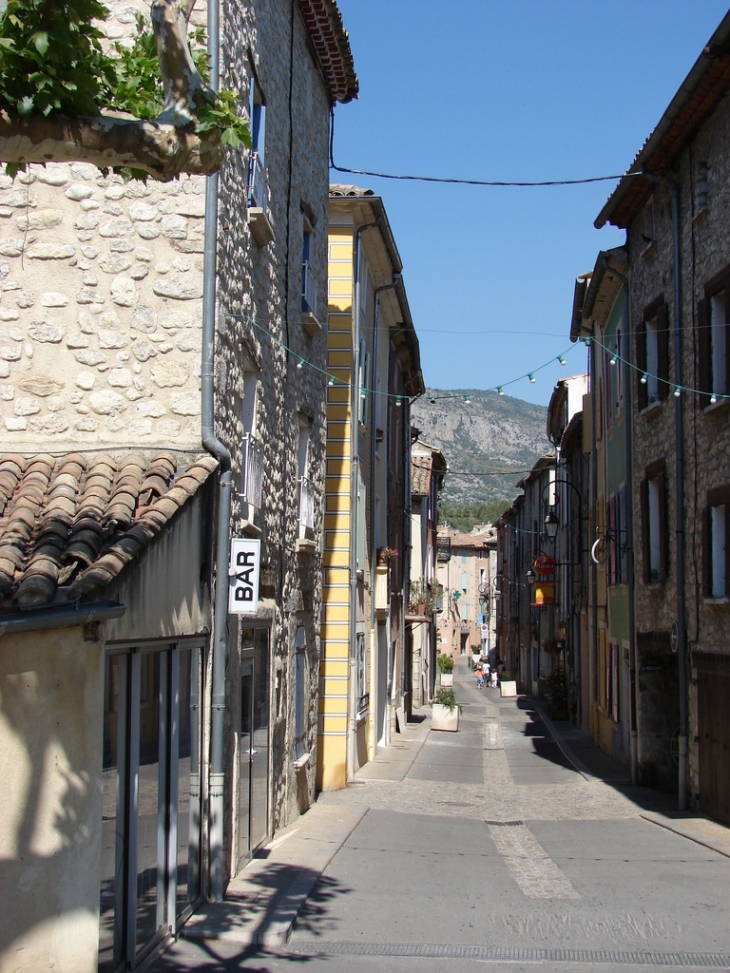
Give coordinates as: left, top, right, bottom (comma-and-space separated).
247, 151, 273, 247
240, 433, 263, 509
436, 536, 452, 561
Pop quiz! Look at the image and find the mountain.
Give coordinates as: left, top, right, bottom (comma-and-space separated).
411, 388, 551, 509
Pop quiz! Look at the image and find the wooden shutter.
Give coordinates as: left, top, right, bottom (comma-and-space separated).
656, 301, 670, 400
698, 297, 710, 408
640, 475, 651, 584
657, 467, 668, 583
702, 502, 712, 597
636, 315, 648, 411
723, 274, 730, 397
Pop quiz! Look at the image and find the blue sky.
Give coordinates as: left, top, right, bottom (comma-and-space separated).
333, 1, 730, 406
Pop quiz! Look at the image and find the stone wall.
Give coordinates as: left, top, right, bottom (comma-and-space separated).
627, 87, 730, 796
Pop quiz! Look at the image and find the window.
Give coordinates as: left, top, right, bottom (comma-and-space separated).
461, 572, 468, 590
640, 460, 667, 584
357, 336, 370, 425
240, 368, 262, 508
301, 219, 319, 330
355, 629, 368, 713
637, 298, 669, 409
297, 418, 314, 537
703, 485, 730, 598
607, 486, 628, 585
294, 627, 306, 760
698, 266, 730, 407
247, 76, 267, 209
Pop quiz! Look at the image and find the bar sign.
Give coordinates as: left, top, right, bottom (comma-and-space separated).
228, 538, 261, 613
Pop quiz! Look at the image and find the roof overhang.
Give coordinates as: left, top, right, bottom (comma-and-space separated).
595, 11, 730, 229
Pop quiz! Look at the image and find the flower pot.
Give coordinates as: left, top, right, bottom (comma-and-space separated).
500, 680, 517, 698
440, 672, 453, 687
431, 702, 459, 732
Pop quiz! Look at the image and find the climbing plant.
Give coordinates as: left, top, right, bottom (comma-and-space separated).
0, 0, 250, 180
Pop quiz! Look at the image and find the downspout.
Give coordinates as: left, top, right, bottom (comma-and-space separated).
200, 0, 231, 902
603, 256, 638, 785
643, 171, 688, 810
590, 336, 598, 737
369, 274, 401, 759
347, 218, 380, 781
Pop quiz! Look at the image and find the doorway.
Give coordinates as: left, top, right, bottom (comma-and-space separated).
99, 639, 204, 972
238, 627, 270, 869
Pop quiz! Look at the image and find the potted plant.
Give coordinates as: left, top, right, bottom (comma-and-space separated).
378, 546, 398, 566
432, 687, 460, 732
408, 577, 428, 614
499, 668, 517, 697
436, 652, 454, 687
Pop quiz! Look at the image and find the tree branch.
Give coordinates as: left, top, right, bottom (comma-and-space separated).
151, 0, 207, 125
0, 110, 223, 180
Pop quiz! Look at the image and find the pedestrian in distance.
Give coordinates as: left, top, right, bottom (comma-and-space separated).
476, 665, 484, 689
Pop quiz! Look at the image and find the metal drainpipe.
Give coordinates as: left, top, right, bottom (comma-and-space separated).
347, 219, 380, 781
590, 336, 598, 737
602, 257, 638, 785
200, 0, 231, 903
642, 172, 688, 810
369, 275, 401, 758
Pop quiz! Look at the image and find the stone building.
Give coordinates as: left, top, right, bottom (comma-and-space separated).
595, 9, 730, 818
436, 526, 496, 664
408, 436, 447, 707
0, 2, 357, 971
318, 186, 423, 791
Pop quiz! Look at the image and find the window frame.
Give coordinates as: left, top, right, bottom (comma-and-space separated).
697, 265, 730, 408
640, 459, 668, 585
636, 297, 669, 410
703, 484, 730, 598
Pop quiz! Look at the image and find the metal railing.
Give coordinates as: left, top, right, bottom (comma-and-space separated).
240, 433, 263, 508
247, 150, 269, 212
301, 260, 318, 317
298, 475, 315, 530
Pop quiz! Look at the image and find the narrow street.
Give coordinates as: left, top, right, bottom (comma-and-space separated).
149, 661, 730, 973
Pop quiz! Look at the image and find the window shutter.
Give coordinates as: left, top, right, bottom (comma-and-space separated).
724, 275, 730, 397
697, 297, 711, 407
702, 503, 712, 597
640, 476, 651, 584
636, 317, 648, 411
656, 302, 670, 400
725, 499, 730, 598
657, 468, 668, 583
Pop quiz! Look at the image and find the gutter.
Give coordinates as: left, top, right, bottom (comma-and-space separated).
0, 600, 126, 637
200, 0, 232, 902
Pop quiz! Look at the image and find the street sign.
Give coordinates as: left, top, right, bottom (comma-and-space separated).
480, 623, 489, 635
534, 554, 556, 576
228, 538, 261, 613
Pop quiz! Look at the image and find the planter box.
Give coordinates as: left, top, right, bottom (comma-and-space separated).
439, 672, 453, 687
432, 703, 459, 732
500, 680, 517, 697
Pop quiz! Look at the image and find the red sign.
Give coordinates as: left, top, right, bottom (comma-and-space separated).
534, 554, 556, 576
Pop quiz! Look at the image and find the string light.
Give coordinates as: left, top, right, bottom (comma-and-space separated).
328, 375, 336, 386
528, 373, 536, 383
395, 397, 402, 407
430, 395, 436, 403
497, 386, 504, 396
610, 354, 618, 366
296, 358, 304, 369
674, 386, 681, 398
557, 356, 566, 366
711, 392, 718, 404
640, 372, 648, 384
464, 393, 471, 404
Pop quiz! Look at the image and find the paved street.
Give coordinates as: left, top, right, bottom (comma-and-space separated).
148, 661, 730, 972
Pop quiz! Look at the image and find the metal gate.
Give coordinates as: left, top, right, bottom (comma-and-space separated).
696, 652, 730, 827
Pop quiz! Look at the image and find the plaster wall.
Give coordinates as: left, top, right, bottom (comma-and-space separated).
0, 628, 104, 973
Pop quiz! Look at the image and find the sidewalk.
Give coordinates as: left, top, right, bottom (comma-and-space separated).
167, 685, 730, 957
179, 711, 430, 950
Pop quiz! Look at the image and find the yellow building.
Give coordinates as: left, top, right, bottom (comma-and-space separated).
318, 186, 423, 791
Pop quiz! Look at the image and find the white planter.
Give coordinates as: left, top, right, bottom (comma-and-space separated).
500, 680, 517, 698
432, 702, 459, 732
439, 672, 453, 687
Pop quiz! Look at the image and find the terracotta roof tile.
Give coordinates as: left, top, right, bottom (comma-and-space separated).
0, 451, 218, 611
411, 455, 433, 496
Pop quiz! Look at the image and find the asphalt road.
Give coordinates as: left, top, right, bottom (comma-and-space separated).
150, 665, 730, 972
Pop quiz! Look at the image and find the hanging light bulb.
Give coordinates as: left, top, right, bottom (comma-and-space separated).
557, 356, 566, 366
296, 358, 304, 369
711, 392, 718, 404
528, 373, 536, 384
497, 386, 504, 396
464, 393, 470, 404
583, 336, 591, 346
674, 386, 681, 398
328, 375, 336, 386
395, 396, 402, 407
640, 372, 648, 384
430, 396, 436, 404
610, 354, 618, 366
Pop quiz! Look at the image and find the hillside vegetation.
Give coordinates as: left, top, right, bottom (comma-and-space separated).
412, 388, 550, 514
